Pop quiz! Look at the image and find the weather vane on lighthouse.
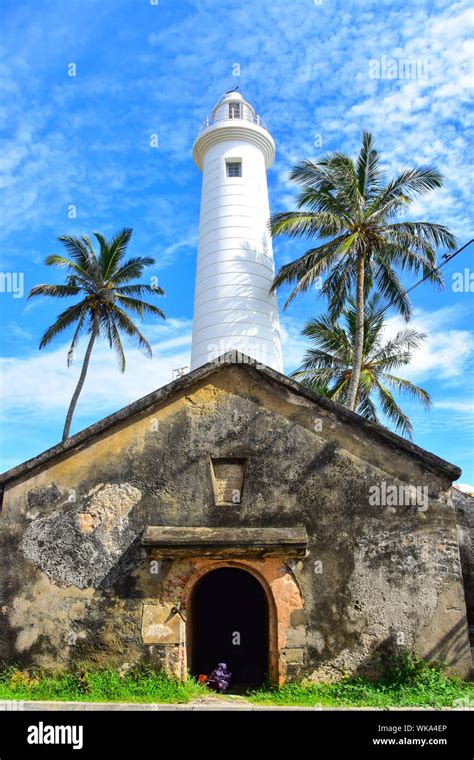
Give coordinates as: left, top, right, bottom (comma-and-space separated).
190, 90, 283, 373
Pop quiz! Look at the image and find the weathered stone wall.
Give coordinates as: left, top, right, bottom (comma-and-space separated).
453, 489, 474, 649
0, 364, 471, 680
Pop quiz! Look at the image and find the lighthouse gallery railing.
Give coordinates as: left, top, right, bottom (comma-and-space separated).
199, 111, 269, 132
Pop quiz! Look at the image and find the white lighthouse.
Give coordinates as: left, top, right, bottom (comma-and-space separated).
190, 91, 283, 372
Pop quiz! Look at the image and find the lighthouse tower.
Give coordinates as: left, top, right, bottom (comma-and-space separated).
190, 91, 283, 372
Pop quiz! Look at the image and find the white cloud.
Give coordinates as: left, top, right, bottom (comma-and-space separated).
454, 483, 474, 494
270, 1, 473, 241
281, 303, 474, 390
383, 306, 474, 380
0, 318, 192, 422
435, 400, 474, 413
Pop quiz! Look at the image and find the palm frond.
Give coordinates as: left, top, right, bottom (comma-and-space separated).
320, 259, 355, 320
375, 381, 414, 438
295, 188, 352, 222
370, 329, 426, 367
372, 254, 412, 320
366, 167, 444, 219
294, 366, 340, 388
322, 152, 361, 215
356, 131, 383, 200
93, 232, 111, 274
44, 255, 89, 278
38, 301, 89, 350
28, 283, 81, 299
297, 377, 332, 396
112, 256, 156, 284
294, 291, 430, 437
270, 211, 343, 239
379, 373, 432, 409
385, 221, 456, 251
356, 393, 379, 422
107, 315, 126, 372
115, 295, 166, 320
326, 371, 351, 401
101, 228, 134, 280
301, 316, 352, 359
57, 236, 92, 270
383, 238, 444, 288
115, 283, 165, 297
270, 237, 346, 305
289, 159, 334, 188
110, 307, 153, 357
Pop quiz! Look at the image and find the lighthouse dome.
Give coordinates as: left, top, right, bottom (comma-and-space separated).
211, 90, 256, 122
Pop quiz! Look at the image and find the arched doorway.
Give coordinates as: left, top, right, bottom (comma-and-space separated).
190, 567, 269, 686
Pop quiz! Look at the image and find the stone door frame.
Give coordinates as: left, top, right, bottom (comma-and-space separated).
182, 560, 279, 684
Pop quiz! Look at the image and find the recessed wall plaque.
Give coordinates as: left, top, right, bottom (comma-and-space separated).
210, 458, 246, 506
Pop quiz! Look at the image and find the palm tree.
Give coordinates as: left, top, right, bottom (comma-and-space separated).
28, 228, 165, 441
293, 294, 431, 438
270, 132, 456, 411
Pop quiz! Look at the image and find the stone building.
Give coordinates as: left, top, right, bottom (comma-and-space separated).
0, 91, 471, 684
0, 354, 471, 683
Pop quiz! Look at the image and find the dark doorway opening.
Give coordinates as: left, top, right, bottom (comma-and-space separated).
190, 567, 269, 687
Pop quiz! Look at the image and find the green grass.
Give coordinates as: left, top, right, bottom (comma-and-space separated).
248, 656, 474, 708
0, 665, 206, 704
0, 656, 472, 708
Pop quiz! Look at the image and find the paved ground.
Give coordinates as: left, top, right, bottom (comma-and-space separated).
0, 697, 460, 711
0, 697, 321, 711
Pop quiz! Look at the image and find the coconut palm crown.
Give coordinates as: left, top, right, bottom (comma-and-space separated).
270, 132, 456, 411
28, 228, 165, 441
293, 293, 431, 438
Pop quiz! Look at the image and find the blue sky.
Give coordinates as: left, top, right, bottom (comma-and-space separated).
0, 0, 472, 484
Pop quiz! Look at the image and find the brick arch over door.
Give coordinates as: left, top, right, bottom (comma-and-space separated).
162, 557, 304, 684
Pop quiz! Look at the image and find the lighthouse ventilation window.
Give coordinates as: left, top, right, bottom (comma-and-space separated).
227, 161, 242, 178
229, 102, 242, 119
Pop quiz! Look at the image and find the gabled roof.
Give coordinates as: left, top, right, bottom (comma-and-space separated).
0, 351, 461, 485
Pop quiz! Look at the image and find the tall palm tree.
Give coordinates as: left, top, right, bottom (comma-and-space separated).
293, 294, 431, 438
270, 132, 456, 411
28, 228, 165, 441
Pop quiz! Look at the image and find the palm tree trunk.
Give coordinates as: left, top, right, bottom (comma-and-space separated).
345, 255, 365, 411
62, 315, 98, 441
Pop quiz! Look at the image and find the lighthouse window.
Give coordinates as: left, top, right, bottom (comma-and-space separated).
226, 161, 242, 178
229, 102, 242, 119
